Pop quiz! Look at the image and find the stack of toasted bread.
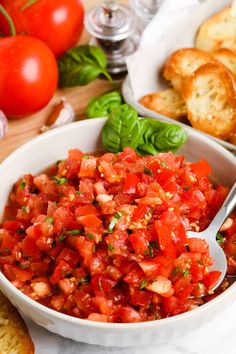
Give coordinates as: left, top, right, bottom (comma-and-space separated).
140, 3, 236, 144
0, 291, 34, 354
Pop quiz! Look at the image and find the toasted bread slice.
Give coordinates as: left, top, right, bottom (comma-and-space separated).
183, 62, 236, 140
140, 89, 187, 120
229, 132, 236, 145
0, 291, 35, 354
196, 4, 236, 53
162, 48, 215, 92
212, 48, 236, 76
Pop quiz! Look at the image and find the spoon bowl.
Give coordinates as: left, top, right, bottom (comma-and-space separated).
187, 182, 236, 291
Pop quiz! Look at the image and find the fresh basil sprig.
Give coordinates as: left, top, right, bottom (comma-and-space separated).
87, 91, 122, 118
101, 104, 187, 155
58, 45, 112, 87
137, 118, 187, 155
102, 104, 141, 153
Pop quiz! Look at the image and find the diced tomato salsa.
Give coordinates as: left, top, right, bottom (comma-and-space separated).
0, 147, 234, 323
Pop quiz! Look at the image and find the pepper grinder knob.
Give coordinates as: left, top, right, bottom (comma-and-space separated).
102, 0, 119, 16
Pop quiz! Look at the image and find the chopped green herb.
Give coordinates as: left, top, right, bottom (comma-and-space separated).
149, 241, 158, 249
76, 191, 83, 195
87, 233, 94, 240
148, 244, 154, 258
93, 244, 96, 253
16, 228, 26, 235
61, 269, 66, 277
52, 176, 68, 185
21, 205, 30, 213
183, 269, 190, 277
82, 155, 89, 160
140, 279, 148, 289
19, 263, 29, 269
3, 248, 9, 253
143, 167, 153, 176
78, 276, 90, 285
160, 161, 168, 168
45, 216, 54, 224
98, 277, 103, 292
216, 232, 225, 245
64, 229, 83, 235
58, 235, 65, 243
184, 186, 191, 191
52, 241, 57, 248
107, 243, 114, 252
56, 160, 64, 170
108, 211, 123, 231
172, 266, 182, 276
143, 250, 149, 256
19, 178, 26, 190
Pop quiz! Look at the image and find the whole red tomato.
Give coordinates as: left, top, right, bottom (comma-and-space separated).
0, 0, 84, 57
0, 35, 58, 118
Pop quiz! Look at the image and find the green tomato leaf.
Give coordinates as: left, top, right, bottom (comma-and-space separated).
58, 45, 112, 87
86, 91, 122, 118
102, 104, 141, 153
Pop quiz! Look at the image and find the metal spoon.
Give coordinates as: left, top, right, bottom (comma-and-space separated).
187, 182, 236, 291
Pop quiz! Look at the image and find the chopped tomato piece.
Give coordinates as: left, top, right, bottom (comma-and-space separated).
4, 264, 33, 282
190, 159, 212, 178
123, 174, 140, 194
78, 215, 102, 228
50, 260, 72, 284
203, 271, 221, 289
187, 238, 209, 253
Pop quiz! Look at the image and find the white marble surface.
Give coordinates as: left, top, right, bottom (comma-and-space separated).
24, 299, 236, 354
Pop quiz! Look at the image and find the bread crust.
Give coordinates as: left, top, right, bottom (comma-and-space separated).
162, 48, 215, 92
183, 62, 236, 140
0, 291, 35, 354
212, 48, 236, 76
140, 88, 187, 120
196, 5, 236, 53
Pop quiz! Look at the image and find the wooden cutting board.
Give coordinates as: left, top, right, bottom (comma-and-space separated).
0, 0, 126, 162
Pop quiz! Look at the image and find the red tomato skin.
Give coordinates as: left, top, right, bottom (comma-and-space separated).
1, 0, 84, 58
190, 159, 212, 178
0, 36, 58, 118
203, 271, 221, 289
123, 174, 140, 194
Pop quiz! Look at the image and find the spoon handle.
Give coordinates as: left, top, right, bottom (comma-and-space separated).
206, 182, 236, 235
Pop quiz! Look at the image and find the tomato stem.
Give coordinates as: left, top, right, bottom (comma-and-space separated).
21, 0, 38, 11
0, 5, 16, 37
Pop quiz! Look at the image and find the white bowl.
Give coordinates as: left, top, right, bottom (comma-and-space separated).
0, 118, 235, 347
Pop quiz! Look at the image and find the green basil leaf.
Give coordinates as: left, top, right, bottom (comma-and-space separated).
86, 91, 122, 118
102, 104, 141, 153
137, 118, 187, 155
58, 45, 112, 87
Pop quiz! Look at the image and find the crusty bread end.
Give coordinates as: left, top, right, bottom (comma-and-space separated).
0, 291, 35, 354
140, 88, 187, 120
162, 48, 215, 92
183, 62, 236, 140
196, 5, 236, 53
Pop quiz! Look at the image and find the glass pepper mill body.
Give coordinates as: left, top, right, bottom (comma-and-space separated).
85, 0, 139, 75
129, 0, 163, 33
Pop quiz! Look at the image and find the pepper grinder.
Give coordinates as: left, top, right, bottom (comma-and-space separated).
129, 0, 163, 33
85, 0, 139, 75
